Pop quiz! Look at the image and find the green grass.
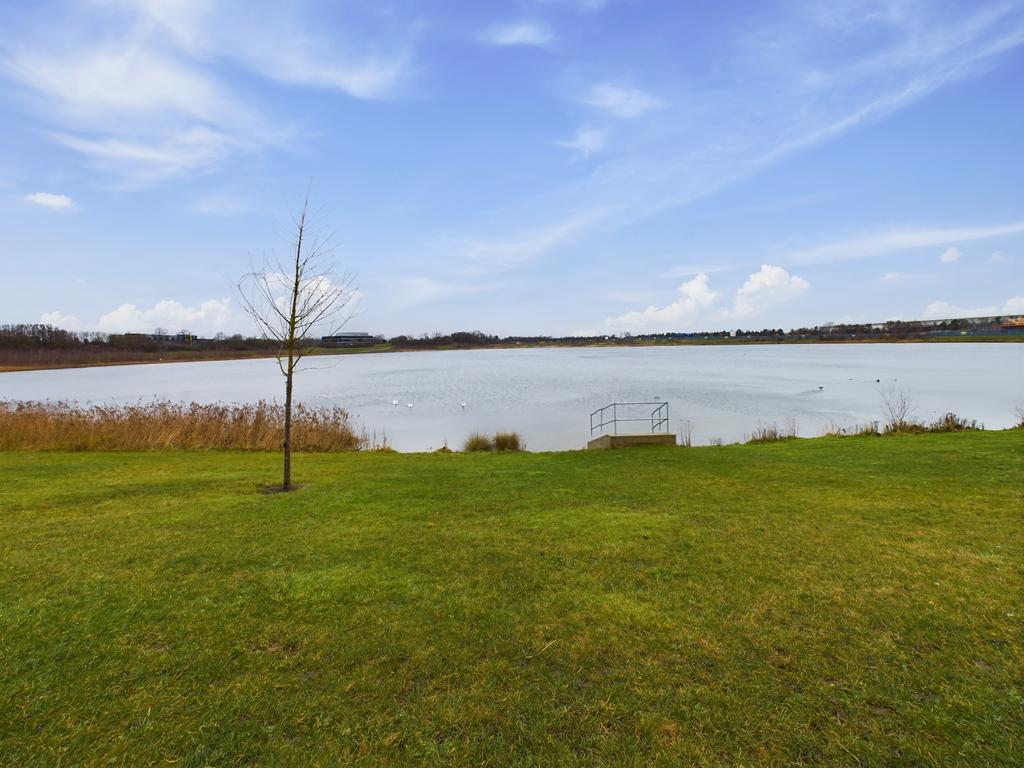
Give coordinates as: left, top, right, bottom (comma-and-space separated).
1, 432, 1022, 766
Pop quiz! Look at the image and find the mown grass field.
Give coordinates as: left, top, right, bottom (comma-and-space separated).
1, 432, 1022, 766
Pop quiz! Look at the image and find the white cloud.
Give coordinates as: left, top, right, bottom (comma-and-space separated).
38, 298, 237, 336
24, 191, 75, 209
921, 301, 997, 320
990, 251, 1009, 263
721, 264, 809, 320
581, 82, 662, 118
939, 246, 960, 263
96, 298, 234, 335
920, 296, 1024, 320
480, 22, 556, 48
597, 272, 718, 333
880, 271, 902, 281
1002, 296, 1024, 313
791, 221, 1024, 263
552, 127, 607, 157
39, 310, 82, 329
595, 264, 808, 333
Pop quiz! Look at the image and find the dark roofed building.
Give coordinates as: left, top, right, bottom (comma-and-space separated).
321, 332, 380, 347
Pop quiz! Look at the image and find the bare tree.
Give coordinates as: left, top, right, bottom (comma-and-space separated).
881, 385, 914, 432
237, 196, 356, 490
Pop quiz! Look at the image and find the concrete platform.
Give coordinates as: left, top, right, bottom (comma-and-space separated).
587, 433, 677, 450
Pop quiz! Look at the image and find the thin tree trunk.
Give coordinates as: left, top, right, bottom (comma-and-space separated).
283, 366, 293, 489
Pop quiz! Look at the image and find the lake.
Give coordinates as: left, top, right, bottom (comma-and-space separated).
1, 344, 1021, 451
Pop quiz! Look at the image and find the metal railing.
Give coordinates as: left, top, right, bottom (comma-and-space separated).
590, 401, 669, 436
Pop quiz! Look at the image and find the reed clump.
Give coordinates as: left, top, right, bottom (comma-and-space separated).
822, 422, 880, 437
822, 412, 982, 437
882, 412, 983, 435
493, 432, 526, 452
462, 431, 526, 452
746, 419, 798, 444
0, 400, 371, 451
462, 432, 494, 452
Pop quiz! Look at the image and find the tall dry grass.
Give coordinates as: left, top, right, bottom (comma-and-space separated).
0, 400, 375, 451
745, 418, 799, 444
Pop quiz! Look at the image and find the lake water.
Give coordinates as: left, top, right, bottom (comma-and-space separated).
2, 344, 1021, 451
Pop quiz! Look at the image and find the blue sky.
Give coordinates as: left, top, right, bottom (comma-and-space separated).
1, 0, 1022, 337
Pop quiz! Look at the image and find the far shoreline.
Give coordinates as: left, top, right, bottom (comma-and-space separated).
1, 334, 1021, 374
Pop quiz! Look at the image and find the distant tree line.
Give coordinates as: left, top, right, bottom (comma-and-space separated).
0, 324, 286, 369
2, 311, 1019, 369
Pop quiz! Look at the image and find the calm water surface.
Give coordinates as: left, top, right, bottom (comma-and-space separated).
2, 344, 1021, 451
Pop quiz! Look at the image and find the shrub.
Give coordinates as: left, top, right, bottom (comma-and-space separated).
881, 386, 914, 432
926, 412, 982, 432
463, 432, 495, 452
493, 432, 525, 452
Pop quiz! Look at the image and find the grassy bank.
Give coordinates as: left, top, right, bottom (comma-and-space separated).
1, 432, 1022, 766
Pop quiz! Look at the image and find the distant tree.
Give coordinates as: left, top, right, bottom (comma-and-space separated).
237, 195, 357, 490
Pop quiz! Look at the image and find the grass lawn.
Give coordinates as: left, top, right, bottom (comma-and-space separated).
1, 432, 1022, 766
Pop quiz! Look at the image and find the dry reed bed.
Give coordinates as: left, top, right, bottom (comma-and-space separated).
0, 400, 370, 451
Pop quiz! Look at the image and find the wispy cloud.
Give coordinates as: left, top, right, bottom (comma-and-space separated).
0, 0, 413, 184
460, 3, 1024, 270
24, 191, 75, 209
461, 206, 616, 269
939, 246, 960, 264
661, 263, 736, 279
189, 194, 254, 218
534, 0, 611, 11
480, 22, 556, 48
552, 127, 607, 157
581, 82, 662, 118
791, 221, 1024, 263
389, 277, 496, 309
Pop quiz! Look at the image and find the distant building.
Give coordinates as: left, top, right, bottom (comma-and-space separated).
320, 332, 380, 347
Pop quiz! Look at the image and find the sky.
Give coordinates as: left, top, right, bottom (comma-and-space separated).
1, 0, 1023, 338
